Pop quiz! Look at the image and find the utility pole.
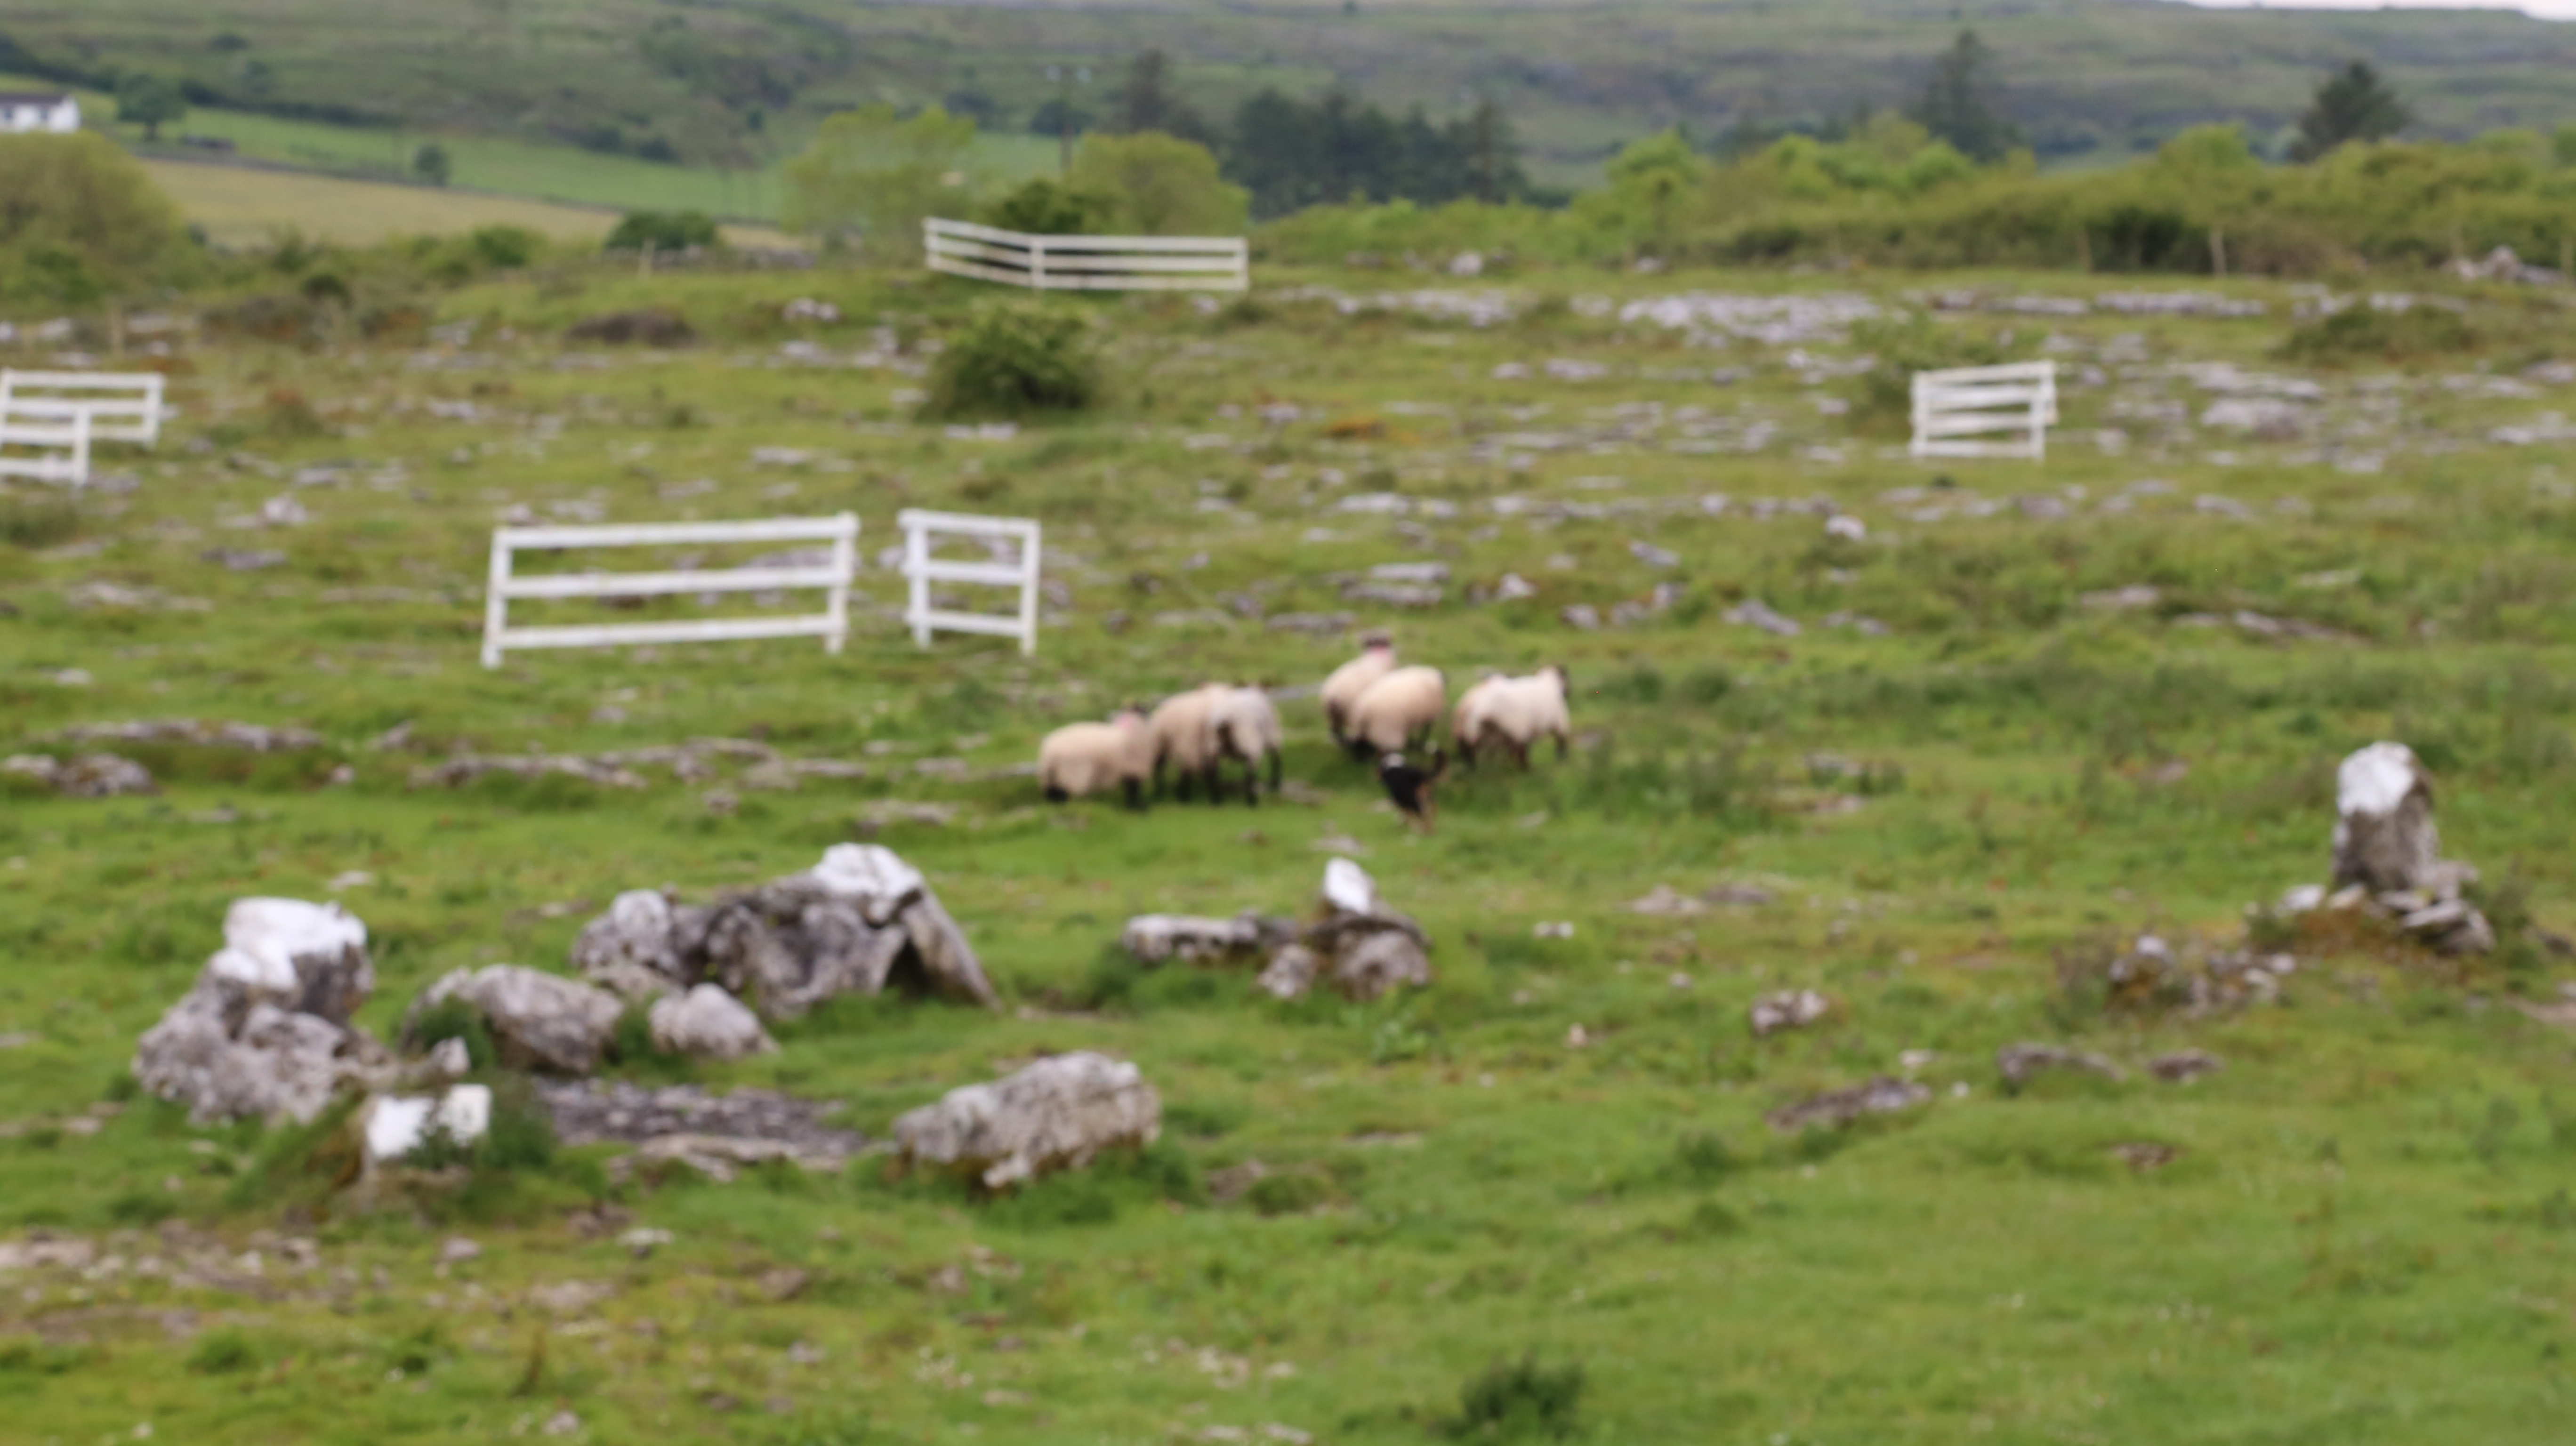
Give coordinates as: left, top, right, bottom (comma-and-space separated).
1049, 64, 1090, 178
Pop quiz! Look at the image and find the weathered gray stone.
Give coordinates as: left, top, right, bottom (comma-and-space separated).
1749, 989, 1831, 1038
1765, 1076, 1929, 1132
135, 989, 388, 1125
411, 966, 624, 1075
1256, 945, 1322, 1000
1996, 1042, 2126, 1089
1334, 931, 1432, 1001
1122, 913, 1288, 966
2332, 742, 2439, 894
648, 984, 777, 1060
894, 1052, 1161, 1189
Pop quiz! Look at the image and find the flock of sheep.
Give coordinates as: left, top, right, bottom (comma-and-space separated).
1036, 634, 1573, 829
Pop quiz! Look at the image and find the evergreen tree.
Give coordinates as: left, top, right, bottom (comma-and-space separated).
1114, 49, 1210, 144
2291, 61, 2411, 162
1908, 29, 2020, 163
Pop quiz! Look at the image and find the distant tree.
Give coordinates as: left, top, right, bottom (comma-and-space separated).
0, 132, 193, 302
782, 103, 979, 260
1113, 49, 1211, 144
116, 73, 188, 142
1070, 131, 1248, 234
985, 177, 1116, 235
2292, 61, 2410, 162
1028, 96, 1094, 139
1223, 88, 1530, 217
605, 209, 720, 252
1908, 29, 2021, 163
413, 143, 453, 187
1459, 99, 1529, 203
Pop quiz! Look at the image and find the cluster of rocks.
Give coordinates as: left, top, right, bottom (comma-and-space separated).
4, 752, 155, 797
409, 739, 873, 793
570, 844, 998, 1017
1119, 860, 1433, 1004
2093, 931, 2302, 1013
2278, 741, 2496, 956
133, 899, 394, 1124
54, 719, 323, 752
126, 846, 1016, 1191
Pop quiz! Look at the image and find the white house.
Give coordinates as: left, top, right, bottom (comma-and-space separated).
0, 93, 80, 135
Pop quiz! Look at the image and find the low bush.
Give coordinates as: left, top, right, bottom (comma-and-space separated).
1451, 1354, 1586, 1441
0, 497, 79, 549
919, 302, 1101, 421
606, 209, 721, 253
2278, 304, 2476, 365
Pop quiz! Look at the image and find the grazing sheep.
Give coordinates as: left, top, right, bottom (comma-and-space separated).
1208, 686, 1285, 805
1037, 707, 1153, 809
1149, 684, 1230, 802
1345, 665, 1447, 759
1449, 670, 1510, 763
1462, 666, 1572, 769
1320, 634, 1398, 748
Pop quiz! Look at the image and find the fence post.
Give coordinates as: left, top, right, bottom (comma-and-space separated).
906, 517, 932, 648
1030, 234, 1048, 291
826, 513, 855, 655
1017, 522, 1042, 657
483, 531, 513, 669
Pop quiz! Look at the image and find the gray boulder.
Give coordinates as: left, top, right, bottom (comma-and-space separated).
1255, 945, 1321, 1000
894, 1051, 1161, 1189
1122, 912, 1290, 966
649, 984, 777, 1060
1333, 931, 1431, 1001
1749, 989, 1831, 1038
2332, 742, 2439, 894
565, 845, 997, 1019
411, 965, 624, 1075
132, 897, 388, 1124
1996, 1042, 2126, 1090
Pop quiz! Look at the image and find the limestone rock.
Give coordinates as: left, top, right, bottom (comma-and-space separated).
536, 1078, 865, 1176
1996, 1042, 2126, 1090
894, 1052, 1161, 1189
131, 897, 389, 1124
1764, 1076, 1929, 1132
1749, 990, 1832, 1037
1256, 945, 1321, 1000
1333, 931, 1431, 1001
648, 984, 778, 1060
1122, 913, 1288, 966
2148, 1049, 2225, 1084
411, 966, 624, 1075
360, 1084, 494, 1165
3, 752, 157, 797
565, 846, 997, 1019
2332, 742, 2439, 894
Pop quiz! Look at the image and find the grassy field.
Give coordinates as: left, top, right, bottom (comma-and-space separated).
15, 0, 2576, 188
135, 159, 799, 249
2, 254, 2575, 1444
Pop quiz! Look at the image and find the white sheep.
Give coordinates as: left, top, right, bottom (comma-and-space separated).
1037, 707, 1153, 809
1462, 666, 1572, 768
1449, 670, 1510, 759
1207, 686, 1284, 805
1320, 634, 1398, 749
1149, 683, 1230, 802
1345, 665, 1447, 759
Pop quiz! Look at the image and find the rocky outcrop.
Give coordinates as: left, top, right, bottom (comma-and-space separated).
648, 984, 777, 1060
566, 846, 998, 1020
5, 753, 156, 798
132, 899, 391, 1124
536, 1079, 864, 1182
1996, 1042, 2125, 1090
2333, 742, 2440, 894
1122, 913, 1290, 966
894, 1052, 1160, 1189
409, 966, 624, 1075
1764, 1076, 1929, 1133
1749, 990, 1831, 1038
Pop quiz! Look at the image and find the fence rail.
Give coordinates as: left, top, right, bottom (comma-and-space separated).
0, 409, 91, 487
1910, 361, 2058, 462
481, 515, 858, 668
925, 218, 1248, 293
1, 369, 168, 447
900, 508, 1042, 656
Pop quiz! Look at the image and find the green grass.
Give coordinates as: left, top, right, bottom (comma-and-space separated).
0, 256, 2574, 1443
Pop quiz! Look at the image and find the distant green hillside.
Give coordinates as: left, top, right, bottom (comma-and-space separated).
12, 0, 2576, 192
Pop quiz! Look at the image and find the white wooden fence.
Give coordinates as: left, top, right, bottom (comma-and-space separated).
900, 508, 1042, 656
0, 408, 89, 487
1, 370, 168, 446
482, 515, 858, 668
925, 218, 1248, 293
1910, 361, 2058, 461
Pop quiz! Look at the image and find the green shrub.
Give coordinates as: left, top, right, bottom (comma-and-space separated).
1453, 1354, 1586, 1440
402, 995, 496, 1069
1673, 1131, 1740, 1183
188, 1329, 258, 1374
920, 302, 1101, 421
2278, 304, 2475, 365
1245, 1172, 1329, 1216
984, 178, 1115, 235
606, 209, 722, 253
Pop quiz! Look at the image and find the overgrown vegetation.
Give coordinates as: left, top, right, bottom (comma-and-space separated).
919, 301, 1101, 420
